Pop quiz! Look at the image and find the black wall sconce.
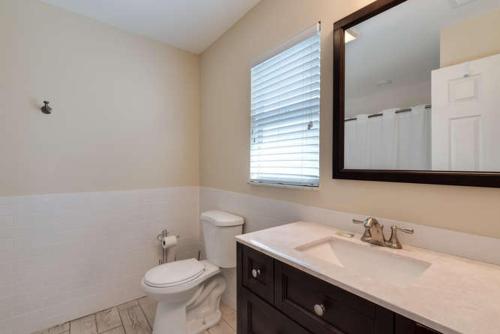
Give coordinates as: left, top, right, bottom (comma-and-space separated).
41, 101, 52, 114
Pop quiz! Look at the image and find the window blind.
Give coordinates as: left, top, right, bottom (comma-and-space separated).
250, 27, 321, 187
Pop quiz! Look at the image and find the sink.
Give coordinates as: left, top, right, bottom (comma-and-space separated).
296, 237, 430, 286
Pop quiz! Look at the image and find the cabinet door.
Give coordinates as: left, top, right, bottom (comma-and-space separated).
241, 243, 275, 304
395, 315, 441, 334
275, 262, 393, 334
238, 287, 311, 334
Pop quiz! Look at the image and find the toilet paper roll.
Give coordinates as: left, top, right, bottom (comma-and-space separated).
161, 235, 178, 249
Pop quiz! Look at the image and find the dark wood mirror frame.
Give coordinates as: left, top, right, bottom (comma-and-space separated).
332, 0, 500, 188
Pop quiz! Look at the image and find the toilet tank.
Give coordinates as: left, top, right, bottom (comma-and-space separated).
201, 210, 244, 268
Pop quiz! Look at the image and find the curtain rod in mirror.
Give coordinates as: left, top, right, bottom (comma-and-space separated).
344, 105, 431, 122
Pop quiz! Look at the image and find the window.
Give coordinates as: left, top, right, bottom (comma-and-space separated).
250, 25, 321, 187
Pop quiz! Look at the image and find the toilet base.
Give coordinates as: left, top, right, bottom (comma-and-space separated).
187, 275, 226, 334
151, 274, 226, 334
187, 310, 222, 334
153, 300, 190, 334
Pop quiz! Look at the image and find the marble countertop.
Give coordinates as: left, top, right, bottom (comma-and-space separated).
236, 222, 500, 334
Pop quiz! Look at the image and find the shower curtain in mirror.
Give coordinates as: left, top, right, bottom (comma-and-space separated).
345, 105, 431, 170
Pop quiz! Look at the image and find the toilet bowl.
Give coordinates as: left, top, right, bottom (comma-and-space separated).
142, 259, 223, 334
142, 211, 244, 334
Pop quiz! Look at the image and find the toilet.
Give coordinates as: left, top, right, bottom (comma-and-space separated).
142, 210, 244, 334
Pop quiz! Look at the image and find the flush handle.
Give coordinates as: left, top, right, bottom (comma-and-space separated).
313, 304, 326, 317
251, 268, 261, 279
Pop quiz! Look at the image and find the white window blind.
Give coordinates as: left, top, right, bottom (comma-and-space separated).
250, 26, 321, 187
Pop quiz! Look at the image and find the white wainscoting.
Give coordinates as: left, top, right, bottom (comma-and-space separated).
200, 187, 500, 309
0, 187, 200, 334
3, 186, 500, 332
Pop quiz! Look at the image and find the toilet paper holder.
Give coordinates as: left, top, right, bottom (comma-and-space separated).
157, 229, 179, 265
156, 229, 179, 242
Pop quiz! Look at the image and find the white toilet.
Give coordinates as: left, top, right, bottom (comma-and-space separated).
142, 210, 244, 334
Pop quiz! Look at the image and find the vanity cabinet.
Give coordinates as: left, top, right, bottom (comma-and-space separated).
395, 315, 441, 334
275, 261, 393, 334
241, 244, 275, 304
237, 243, 441, 334
239, 288, 311, 334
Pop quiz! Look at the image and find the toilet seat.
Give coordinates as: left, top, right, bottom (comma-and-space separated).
142, 260, 220, 297
144, 259, 206, 288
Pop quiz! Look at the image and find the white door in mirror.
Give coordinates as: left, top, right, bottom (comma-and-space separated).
432, 54, 500, 171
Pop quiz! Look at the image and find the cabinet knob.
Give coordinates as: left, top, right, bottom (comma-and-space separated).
313, 304, 326, 317
251, 268, 261, 278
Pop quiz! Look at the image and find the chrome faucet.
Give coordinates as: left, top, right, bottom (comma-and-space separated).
352, 217, 414, 249
353, 217, 386, 246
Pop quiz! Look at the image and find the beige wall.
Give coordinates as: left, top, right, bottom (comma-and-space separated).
441, 9, 500, 67
200, 0, 500, 239
0, 0, 200, 196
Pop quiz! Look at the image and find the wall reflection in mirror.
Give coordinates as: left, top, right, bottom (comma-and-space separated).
344, 0, 500, 172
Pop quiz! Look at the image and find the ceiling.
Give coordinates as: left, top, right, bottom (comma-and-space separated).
40, 0, 261, 54
345, 0, 500, 104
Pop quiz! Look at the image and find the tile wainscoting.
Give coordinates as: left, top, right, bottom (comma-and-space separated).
3, 185, 500, 332
200, 187, 500, 309
0, 187, 200, 334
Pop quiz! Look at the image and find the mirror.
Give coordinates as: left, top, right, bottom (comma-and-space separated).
333, 0, 500, 187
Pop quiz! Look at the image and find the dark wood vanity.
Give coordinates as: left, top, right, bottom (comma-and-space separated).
237, 243, 440, 334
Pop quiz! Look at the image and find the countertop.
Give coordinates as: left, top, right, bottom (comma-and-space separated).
236, 222, 500, 334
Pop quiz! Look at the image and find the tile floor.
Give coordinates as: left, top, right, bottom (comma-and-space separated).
33, 297, 236, 334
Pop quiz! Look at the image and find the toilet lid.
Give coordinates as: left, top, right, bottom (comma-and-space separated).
144, 259, 205, 288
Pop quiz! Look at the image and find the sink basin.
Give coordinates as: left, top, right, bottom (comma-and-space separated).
296, 237, 430, 286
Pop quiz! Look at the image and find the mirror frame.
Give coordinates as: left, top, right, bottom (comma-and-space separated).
333, 0, 500, 188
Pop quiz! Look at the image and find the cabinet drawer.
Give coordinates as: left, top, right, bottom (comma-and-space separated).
395, 315, 442, 334
241, 244, 275, 303
238, 287, 311, 334
275, 262, 393, 334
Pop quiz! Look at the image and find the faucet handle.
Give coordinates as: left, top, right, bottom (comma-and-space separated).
352, 217, 380, 227
394, 226, 414, 235
352, 218, 370, 241
386, 225, 414, 249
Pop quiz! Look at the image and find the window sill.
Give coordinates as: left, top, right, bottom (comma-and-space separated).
248, 181, 320, 191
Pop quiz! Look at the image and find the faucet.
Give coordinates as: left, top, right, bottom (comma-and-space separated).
352, 217, 414, 249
